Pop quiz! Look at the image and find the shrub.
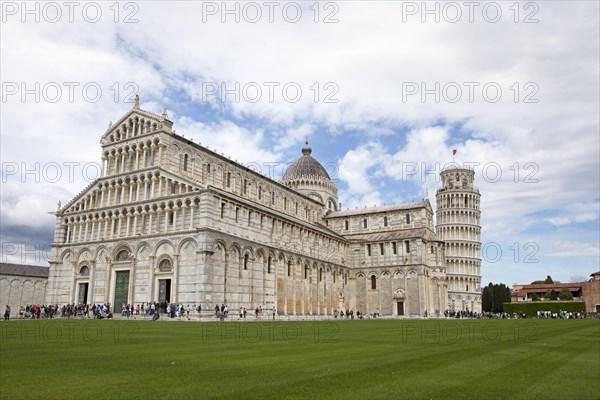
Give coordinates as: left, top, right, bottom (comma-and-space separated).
503, 301, 586, 316
559, 288, 574, 301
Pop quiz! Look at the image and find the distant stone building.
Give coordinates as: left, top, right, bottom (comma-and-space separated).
45, 102, 483, 316
0, 263, 48, 316
581, 272, 600, 313
511, 272, 600, 313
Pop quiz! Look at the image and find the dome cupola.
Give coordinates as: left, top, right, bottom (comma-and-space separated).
281, 140, 338, 213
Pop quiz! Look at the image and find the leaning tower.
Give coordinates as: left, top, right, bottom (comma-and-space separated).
436, 167, 482, 313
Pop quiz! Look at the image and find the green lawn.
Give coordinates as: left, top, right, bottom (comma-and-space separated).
1, 318, 598, 399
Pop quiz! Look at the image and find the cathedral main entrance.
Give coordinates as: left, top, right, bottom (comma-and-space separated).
113, 270, 130, 313
158, 279, 171, 303
77, 282, 89, 305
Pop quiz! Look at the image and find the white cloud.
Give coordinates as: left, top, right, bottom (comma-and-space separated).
544, 241, 600, 258
0, 1, 598, 284
175, 117, 279, 168
274, 123, 314, 152
338, 142, 385, 195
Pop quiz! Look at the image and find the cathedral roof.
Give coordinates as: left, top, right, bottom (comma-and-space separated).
282, 141, 331, 181
325, 202, 428, 218
343, 227, 442, 243
0, 263, 49, 278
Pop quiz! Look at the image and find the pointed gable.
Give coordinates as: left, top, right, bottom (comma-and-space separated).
100, 107, 173, 146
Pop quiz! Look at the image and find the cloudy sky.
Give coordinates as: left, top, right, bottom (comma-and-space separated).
1, 1, 598, 286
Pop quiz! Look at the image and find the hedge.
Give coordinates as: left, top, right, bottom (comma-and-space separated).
503, 301, 586, 316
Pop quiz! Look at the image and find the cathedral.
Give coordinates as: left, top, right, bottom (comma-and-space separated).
46, 101, 482, 316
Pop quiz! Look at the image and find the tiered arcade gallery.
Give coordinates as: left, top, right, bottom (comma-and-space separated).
46, 103, 483, 316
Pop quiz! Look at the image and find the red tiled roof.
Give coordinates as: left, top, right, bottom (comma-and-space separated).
515, 283, 582, 293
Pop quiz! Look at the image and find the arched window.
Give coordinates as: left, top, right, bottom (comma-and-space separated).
344, 220, 349, 230
183, 154, 188, 171
79, 266, 90, 276
319, 268, 323, 282
116, 250, 130, 261
244, 254, 249, 270
371, 275, 377, 290
384, 216, 388, 227
363, 218, 368, 228
267, 257, 272, 274
304, 266, 309, 279
406, 214, 411, 224
287, 261, 291, 277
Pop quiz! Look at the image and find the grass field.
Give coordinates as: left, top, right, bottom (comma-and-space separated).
1, 318, 598, 399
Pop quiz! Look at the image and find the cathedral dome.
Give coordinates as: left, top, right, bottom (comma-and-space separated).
282, 141, 331, 181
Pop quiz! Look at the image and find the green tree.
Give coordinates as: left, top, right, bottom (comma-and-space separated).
531, 293, 540, 301
550, 290, 558, 300
559, 287, 574, 300
544, 290, 552, 299
544, 275, 554, 284
482, 283, 493, 312
482, 283, 511, 313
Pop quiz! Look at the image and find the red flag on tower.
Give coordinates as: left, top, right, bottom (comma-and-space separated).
452, 149, 457, 155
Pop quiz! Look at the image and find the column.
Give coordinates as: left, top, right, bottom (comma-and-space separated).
100, 187, 106, 207
172, 255, 180, 303
110, 217, 116, 239
120, 152, 125, 174
158, 143, 163, 165
103, 217, 108, 239
132, 211, 138, 236
172, 208, 178, 231
128, 182, 134, 203
84, 220, 89, 242
89, 261, 96, 304
76, 222, 82, 243
126, 214, 131, 237
188, 204, 194, 230
135, 148, 140, 170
